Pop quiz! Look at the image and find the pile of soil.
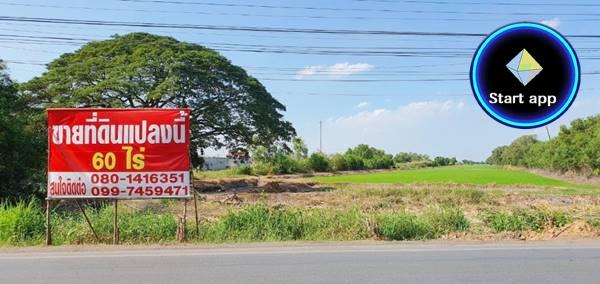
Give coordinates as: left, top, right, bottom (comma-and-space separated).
194, 178, 259, 193
194, 178, 319, 194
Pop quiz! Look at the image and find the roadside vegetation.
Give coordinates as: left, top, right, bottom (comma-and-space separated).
481, 209, 572, 233
375, 206, 469, 240
487, 115, 600, 176
2, 177, 598, 246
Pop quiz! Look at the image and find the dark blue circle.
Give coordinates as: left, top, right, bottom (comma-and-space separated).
470, 22, 580, 129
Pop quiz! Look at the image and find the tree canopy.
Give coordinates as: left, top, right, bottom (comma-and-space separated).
487, 115, 600, 176
0, 62, 46, 200
22, 32, 295, 166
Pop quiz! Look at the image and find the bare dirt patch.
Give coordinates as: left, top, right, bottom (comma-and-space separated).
522, 167, 600, 186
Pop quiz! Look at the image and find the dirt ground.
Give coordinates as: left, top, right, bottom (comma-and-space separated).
523, 167, 600, 186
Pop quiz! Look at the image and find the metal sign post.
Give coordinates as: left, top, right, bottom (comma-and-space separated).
45, 199, 52, 246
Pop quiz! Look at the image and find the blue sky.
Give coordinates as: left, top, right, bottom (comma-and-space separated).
1, 0, 600, 160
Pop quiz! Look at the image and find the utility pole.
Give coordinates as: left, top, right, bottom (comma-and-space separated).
545, 126, 552, 140
319, 120, 323, 153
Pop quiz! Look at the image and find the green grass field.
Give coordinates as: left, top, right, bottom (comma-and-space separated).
314, 165, 589, 188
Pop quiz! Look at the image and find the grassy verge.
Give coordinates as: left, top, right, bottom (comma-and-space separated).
0, 200, 45, 246
200, 205, 367, 242
1, 199, 594, 246
375, 206, 469, 240
482, 209, 572, 232
51, 207, 178, 245
0, 200, 179, 246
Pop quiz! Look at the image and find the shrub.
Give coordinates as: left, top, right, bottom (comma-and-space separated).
375, 207, 468, 240
424, 206, 469, 233
307, 153, 329, 172
252, 161, 277, 176
200, 204, 368, 242
432, 156, 458, 167
291, 158, 309, 173
591, 219, 600, 229
345, 144, 393, 170
482, 209, 572, 232
234, 165, 253, 175
394, 160, 433, 170
0, 200, 45, 245
393, 152, 430, 164
345, 154, 365, 170
376, 212, 435, 240
250, 156, 307, 175
249, 145, 299, 175
329, 154, 349, 171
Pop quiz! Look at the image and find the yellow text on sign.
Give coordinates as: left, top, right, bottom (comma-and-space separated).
91, 146, 145, 171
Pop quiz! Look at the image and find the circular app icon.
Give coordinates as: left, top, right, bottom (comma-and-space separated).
470, 22, 580, 129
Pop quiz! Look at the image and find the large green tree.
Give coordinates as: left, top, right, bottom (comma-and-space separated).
0, 61, 46, 200
22, 33, 295, 166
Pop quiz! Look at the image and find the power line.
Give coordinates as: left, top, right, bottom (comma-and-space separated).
2, 16, 600, 39
4, 35, 599, 59
2, 60, 46, 66
277, 88, 600, 96
0, 29, 480, 53
245, 63, 469, 70
117, 0, 600, 16
262, 78, 467, 82
362, 0, 600, 7
0, 1, 551, 22
0, 21, 483, 43
0, 16, 487, 36
0, 33, 91, 42
280, 91, 470, 97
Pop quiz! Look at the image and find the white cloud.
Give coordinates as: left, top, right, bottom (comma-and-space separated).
295, 66, 321, 79
541, 17, 560, 29
356, 101, 370, 109
326, 63, 373, 78
295, 63, 373, 79
332, 100, 465, 128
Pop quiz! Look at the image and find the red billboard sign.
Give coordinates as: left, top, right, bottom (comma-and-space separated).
47, 109, 191, 199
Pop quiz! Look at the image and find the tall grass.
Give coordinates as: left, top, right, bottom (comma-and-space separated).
0, 200, 179, 246
482, 209, 572, 232
375, 206, 469, 241
0, 200, 45, 245
0, 201, 580, 246
199, 204, 368, 242
51, 206, 178, 245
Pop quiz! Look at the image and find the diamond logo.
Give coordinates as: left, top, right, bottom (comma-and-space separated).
506, 49, 543, 86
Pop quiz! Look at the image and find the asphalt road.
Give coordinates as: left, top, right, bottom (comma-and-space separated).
1, 241, 599, 284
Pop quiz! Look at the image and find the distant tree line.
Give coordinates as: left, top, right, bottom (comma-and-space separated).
487, 115, 600, 176
241, 140, 461, 175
